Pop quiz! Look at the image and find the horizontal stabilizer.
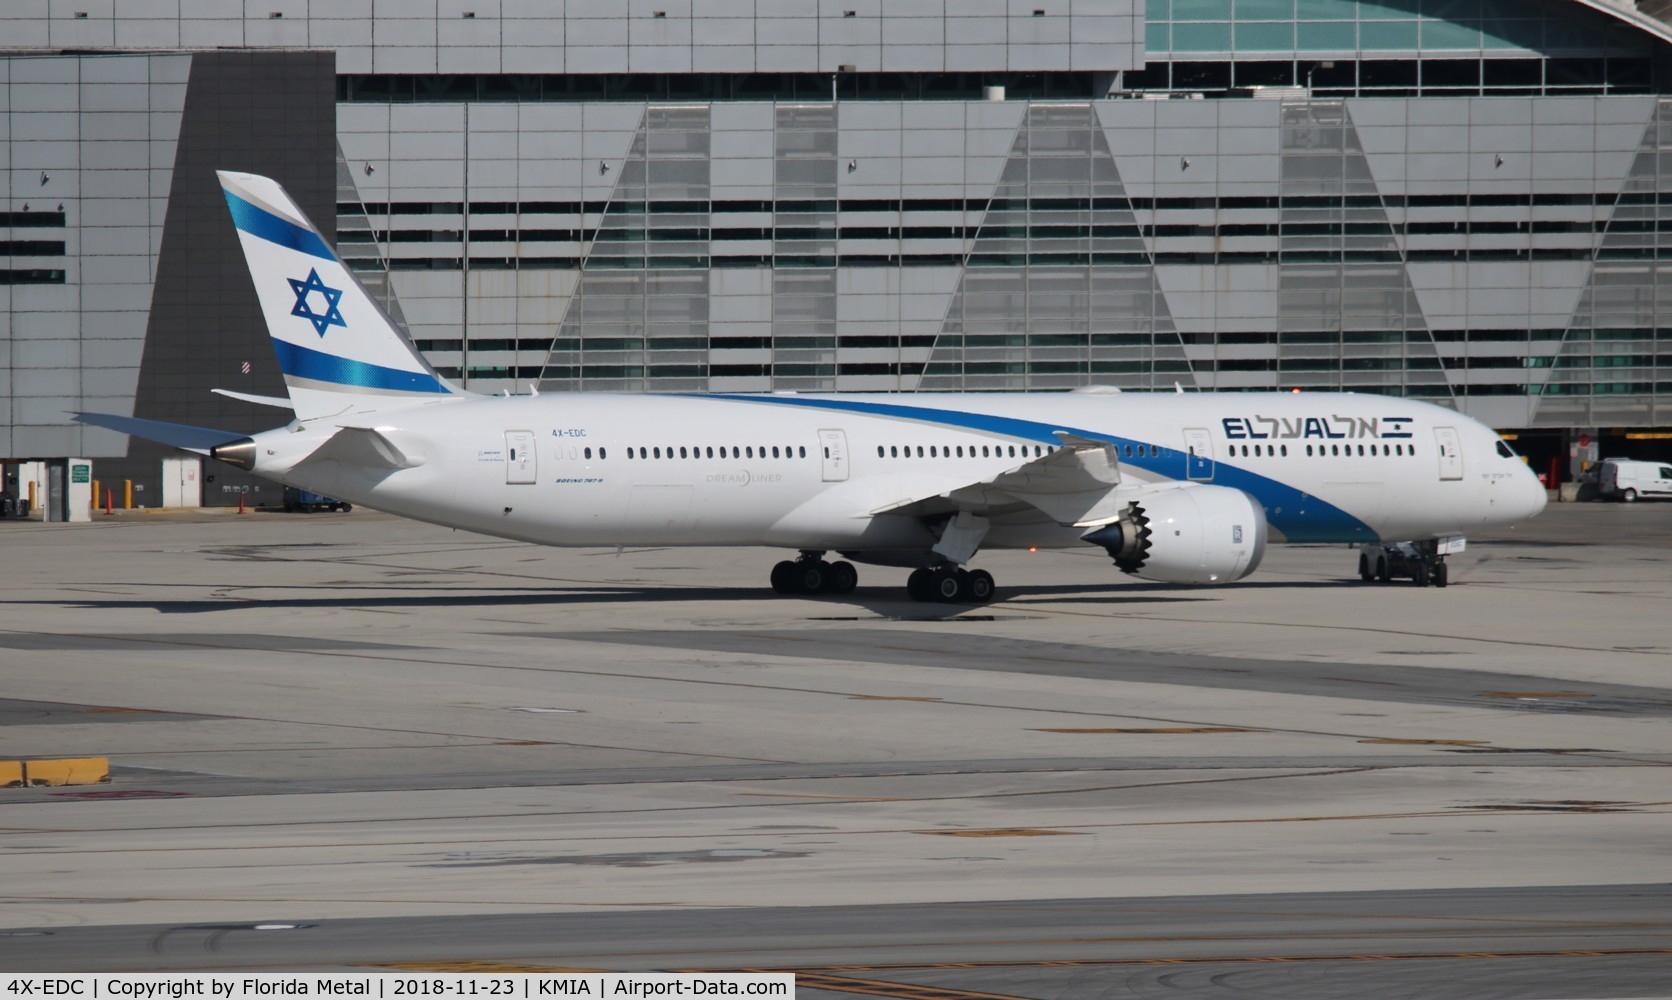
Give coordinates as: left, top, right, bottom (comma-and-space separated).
212, 388, 295, 410
299, 425, 423, 470
73, 412, 245, 453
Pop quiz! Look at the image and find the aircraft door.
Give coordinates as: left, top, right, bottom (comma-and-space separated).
818, 429, 849, 482
505, 430, 537, 484
1433, 426, 1463, 481
1183, 427, 1214, 481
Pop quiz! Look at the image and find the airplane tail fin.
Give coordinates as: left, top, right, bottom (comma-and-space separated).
217, 170, 467, 421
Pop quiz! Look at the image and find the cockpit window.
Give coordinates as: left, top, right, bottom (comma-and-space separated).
1495, 440, 1516, 459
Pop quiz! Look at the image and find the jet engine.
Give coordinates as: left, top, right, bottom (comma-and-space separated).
1081, 484, 1267, 584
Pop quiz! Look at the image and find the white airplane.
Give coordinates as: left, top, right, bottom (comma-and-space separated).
79, 171, 1547, 602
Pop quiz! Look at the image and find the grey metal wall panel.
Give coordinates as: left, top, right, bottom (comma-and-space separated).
112, 50, 336, 502
14, 3, 1139, 74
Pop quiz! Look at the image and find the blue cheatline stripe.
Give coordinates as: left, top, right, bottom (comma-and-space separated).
223, 190, 335, 261
274, 339, 453, 395
692, 393, 1375, 543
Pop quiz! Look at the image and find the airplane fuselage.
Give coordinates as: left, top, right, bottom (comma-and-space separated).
250, 389, 1546, 559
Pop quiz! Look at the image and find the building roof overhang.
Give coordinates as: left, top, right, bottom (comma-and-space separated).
1572, 0, 1672, 49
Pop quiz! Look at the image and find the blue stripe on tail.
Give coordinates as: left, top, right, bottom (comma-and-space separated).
273, 339, 452, 394
223, 190, 335, 261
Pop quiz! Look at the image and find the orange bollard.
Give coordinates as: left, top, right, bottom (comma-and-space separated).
104, 487, 114, 516
238, 492, 246, 514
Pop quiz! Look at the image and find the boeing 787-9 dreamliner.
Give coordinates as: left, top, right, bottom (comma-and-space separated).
78, 172, 1547, 602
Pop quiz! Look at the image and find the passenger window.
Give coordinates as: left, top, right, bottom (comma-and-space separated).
600, 447, 607, 460
930, 446, 937, 457
799, 446, 806, 458
584, 447, 592, 460
1009, 445, 1017, 457
890, 445, 898, 458
1410, 446, 1416, 457
746, 446, 754, 458
1306, 445, 1313, 456
679, 447, 688, 459
982, 445, 990, 457
876, 446, 884, 458
653, 447, 661, 459
773, 446, 781, 458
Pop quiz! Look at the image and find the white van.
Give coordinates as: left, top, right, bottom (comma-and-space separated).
1598, 458, 1672, 502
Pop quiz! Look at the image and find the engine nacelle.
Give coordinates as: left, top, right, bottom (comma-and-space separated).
1082, 484, 1267, 584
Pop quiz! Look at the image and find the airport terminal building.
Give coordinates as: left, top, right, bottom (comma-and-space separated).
6, 0, 1672, 508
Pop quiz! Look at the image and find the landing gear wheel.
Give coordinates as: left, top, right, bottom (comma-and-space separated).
1433, 561, 1448, 588
1412, 562, 1431, 587
964, 569, 995, 604
1358, 553, 1373, 582
827, 560, 858, 595
907, 568, 935, 603
770, 560, 797, 594
1376, 556, 1391, 583
932, 568, 963, 603
796, 560, 830, 595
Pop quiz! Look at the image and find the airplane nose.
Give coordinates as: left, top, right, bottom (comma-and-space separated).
1522, 466, 1549, 519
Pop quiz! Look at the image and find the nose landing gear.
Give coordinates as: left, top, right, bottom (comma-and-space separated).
1356, 542, 1451, 588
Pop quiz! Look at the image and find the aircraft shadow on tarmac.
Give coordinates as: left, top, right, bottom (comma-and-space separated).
21, 581, 1251, 615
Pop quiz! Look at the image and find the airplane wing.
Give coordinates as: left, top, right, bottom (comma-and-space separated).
873, 431, 1125, 527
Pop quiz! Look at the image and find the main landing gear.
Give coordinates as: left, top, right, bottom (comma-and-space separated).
770, 551, 858, 596
1357, 542, 1449, 588
766, 553, 996, 603
906, 565, 995, 604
